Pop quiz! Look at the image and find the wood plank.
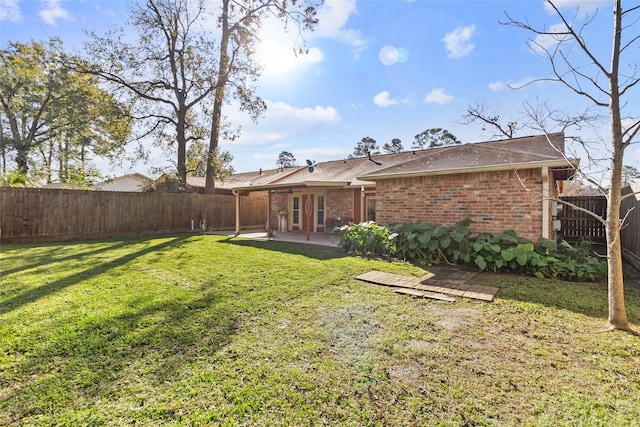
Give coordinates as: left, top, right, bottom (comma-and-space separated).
394, 288, 456, 302
356, 270, 498, 302
355, 271, 421, 288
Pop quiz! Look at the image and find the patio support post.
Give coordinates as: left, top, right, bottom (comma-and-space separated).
306, 186, 311, 241
542, 167, 550, 239
233, 190, 241, 235
267, 190, 272, 238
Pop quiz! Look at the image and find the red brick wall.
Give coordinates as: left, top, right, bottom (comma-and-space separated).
270, 192, 289, 229
326, 189, 355, 221
375, 169, 545, 241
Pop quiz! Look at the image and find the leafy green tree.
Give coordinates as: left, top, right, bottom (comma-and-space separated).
0, 39, 129, 180
382, 138, 404, 154
350, 137, 380, 158
276, 151, 297, 169
84, 0, 221, 188
186, 140, 209, 177
412, 128, 461, 150
0, 168, 32, 187
204, 0, 319, 193
622, 165, 640, 187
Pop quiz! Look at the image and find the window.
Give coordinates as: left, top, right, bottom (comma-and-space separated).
366, 197, 376, 221
317, 196, 325, 226
293, 196, 300, 224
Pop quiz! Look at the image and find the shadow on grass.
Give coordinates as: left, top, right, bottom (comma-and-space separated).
3, 286, 239, 422
219, 236, 347, 261
0, 235, 191, 315
474, 266, 640, 325
0, 238, 150, 277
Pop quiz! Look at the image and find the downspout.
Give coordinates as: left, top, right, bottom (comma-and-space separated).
542, 167, 550, 239
232, 189, 240, 235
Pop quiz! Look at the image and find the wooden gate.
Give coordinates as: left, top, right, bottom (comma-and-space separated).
558, 196, 607, 243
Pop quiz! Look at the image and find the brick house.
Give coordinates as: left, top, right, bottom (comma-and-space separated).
231, 132, 577, 242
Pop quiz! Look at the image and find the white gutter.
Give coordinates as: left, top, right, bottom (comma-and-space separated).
231, 180, 353, 192
356, 159, 578, 181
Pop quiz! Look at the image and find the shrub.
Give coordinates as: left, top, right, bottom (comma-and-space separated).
338, 220, 607, 281
337, 221, 396, 258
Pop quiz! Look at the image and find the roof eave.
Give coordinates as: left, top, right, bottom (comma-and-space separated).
356, 159, 579, 181
232, 180, 354, 192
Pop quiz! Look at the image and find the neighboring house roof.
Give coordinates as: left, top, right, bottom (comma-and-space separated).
40, 182, 86, 190
96, 173, 152, 192
232, 133, 577, 192
187, 167, 298, 190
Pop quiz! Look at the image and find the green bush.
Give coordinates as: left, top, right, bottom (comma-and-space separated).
337, 221, 396, 258
338, 219, 607, 281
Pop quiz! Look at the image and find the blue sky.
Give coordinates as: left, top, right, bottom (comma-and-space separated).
1, 0, 639, 180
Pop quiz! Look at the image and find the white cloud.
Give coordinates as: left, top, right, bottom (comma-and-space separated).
373, 91, 411, 107
544, 0, 606, 15
294, 146, 350, 162
39, 0, 72, 26
0, 0, 21, 21
442, 24, 476, 59
489, 77, 539, 91
373, 91, 399, 108
227, 100, 342, 146
424, 88, 454, 105
530, 22, 570, 54
314, 0, 367, 51
253, 153, 279, 162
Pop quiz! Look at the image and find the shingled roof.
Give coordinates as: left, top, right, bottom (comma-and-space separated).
359, 132, 574, 180
230, 132, 577, 191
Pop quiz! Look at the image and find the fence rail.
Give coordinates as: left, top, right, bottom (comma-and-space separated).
0, 188, 267, 244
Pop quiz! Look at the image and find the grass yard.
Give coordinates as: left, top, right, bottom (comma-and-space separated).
1, 234, 639, 426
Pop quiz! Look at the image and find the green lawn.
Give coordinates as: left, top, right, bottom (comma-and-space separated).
1, 234, 639, 426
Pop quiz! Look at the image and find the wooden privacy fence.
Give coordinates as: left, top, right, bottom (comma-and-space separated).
620, 186, 640, 270
0, 188, 267, 244
558, 196, 607, 243
560, 190, 640, 270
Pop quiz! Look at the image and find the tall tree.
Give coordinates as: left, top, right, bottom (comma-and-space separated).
412, 128, 461, 149
83, 0, 221, 187
185, 140, 235, 179
382, 138, 404, 154
204, 0, 319, 193
276, 151, 296, 169
504, 0, 640, 332
350, 136, 379, 158
0, 39, 129, 178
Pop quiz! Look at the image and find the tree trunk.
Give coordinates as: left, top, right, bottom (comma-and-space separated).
177, 110, 187, 187
605, 0, 630, 331
205, 0, 230, 194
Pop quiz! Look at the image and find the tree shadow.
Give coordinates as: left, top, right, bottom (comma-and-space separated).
0, 235, 191, 315
471, 267, 640, 325
219, 236, 347, 261
0, 238, 149, 277
2, 284, 239, 422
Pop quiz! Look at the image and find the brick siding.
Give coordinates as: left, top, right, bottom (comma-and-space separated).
375, 169, 545, 241
326, 189, 355, 220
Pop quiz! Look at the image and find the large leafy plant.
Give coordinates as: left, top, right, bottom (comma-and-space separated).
338, 219, 607, 281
